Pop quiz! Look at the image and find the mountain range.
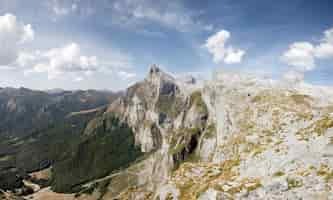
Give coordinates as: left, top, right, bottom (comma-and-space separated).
1, 65, 333, 200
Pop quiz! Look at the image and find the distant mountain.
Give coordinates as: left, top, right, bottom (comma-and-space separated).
44, 88, 66, 95
0, 87, 119, 137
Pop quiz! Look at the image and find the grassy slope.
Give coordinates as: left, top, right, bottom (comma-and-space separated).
51, 114, 143, 193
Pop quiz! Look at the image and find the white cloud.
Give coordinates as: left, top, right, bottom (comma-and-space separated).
315, 42, 333, 59
281, 27, 333, 84
281, 42, 315, 71
0, 13, 34, 66
74, 76, 83, 82
53, 6, 70, 16
25, 43, 99, 79
314, 28, 333, 59
323, 28, 333, 43
224, 48, 246, 64
282, 27, 333, 73
20, 42, 136, 82
16, 51, 38, 67
205, 30, 245, 64
283, 70, 304, 83
49, 0, 78, 17
117, 71, 136, 80
110, 0, 212, 33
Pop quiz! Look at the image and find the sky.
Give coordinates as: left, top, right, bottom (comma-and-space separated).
0, 0, 333, 91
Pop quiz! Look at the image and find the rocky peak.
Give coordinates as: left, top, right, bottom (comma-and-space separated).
149, 64, 161, 75
147, 64, 175, 84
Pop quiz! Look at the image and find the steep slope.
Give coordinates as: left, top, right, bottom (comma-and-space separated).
2, 66, 333, 200
152, 71, 333, 200
0, 89, 118, 192
51, 113, 143, 193
74, 65, 212, 199
76, 67, 333, 200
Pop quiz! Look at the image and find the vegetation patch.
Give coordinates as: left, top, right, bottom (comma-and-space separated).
170, 158, 262, 200
203, 123, 216, 139
287, 177, 303, 190
51, 114, 143, 193
296, 115, 333, 141
189, 91, 208, 114
316, 164, 333, 182
273, 171, 285, 177
156, 94, 184, 119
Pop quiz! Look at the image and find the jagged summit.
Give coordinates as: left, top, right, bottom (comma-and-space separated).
146, 64, 175, 84
149, 64, 161, 75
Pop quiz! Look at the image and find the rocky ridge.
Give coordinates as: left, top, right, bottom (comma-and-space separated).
13, 65, 333, 200
91, 66, 333, 200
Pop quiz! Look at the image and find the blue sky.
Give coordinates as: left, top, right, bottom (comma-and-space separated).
0, 0, 333, 90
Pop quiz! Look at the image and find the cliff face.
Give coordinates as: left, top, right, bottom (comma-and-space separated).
84, 67, 333, 200
23, 66, 333, 200
107, 65, 209, 154
151, 72, 333, 200
79, 65, 212, 198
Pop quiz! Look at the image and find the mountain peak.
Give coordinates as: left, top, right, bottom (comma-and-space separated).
147, 64, 175, 83
149, 64, 161, 75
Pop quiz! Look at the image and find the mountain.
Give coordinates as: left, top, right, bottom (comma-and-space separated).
1, 65, 333, 200
0, 88, 118, 137
68, 66, 333, 200
0, 88, 119, 192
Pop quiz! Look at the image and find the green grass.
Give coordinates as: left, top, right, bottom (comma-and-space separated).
189, 91, 208, 114
51, 114, 143, 193
273, 171, 285, 177
287, 177, 303, 189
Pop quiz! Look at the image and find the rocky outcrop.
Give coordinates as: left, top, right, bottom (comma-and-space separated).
152, 71, 333, 200
106, 65, 208, 154
81, 65, 211, 198
94, 68, 333, 199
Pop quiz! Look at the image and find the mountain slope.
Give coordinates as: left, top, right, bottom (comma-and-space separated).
0, 89, 118, 192
0, 88, 117, 137
2, 66, 333, 200
74, 67, 333, 200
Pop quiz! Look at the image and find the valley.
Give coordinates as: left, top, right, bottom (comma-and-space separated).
1, 66, 333, 199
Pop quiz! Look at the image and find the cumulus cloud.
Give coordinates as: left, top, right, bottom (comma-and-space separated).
315, 42, 333, 58
282, 27, 333, 72
224, 48, 246, 64
205, 30, 245, 64
281, 42, 315, 71
314, 28, 333, 59
24, 43, 99, 79
0, 13, 34, 66
20, 42, 136, 81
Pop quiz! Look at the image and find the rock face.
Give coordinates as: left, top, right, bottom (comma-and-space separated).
83, 65, 211, 198
151, 70, 333, 200
85, 67, 333, 200
3, 65, 333, 200
107, 64, 208, 154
